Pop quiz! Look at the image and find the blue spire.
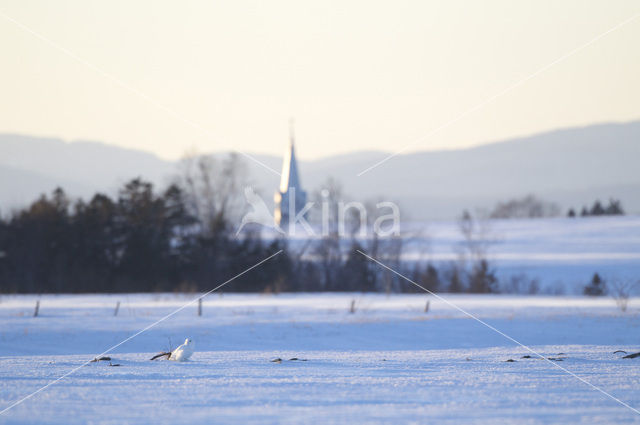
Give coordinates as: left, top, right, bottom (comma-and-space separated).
274, 120, 307, 228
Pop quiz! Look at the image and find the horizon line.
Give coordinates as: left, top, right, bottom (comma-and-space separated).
1, 118, 638, 163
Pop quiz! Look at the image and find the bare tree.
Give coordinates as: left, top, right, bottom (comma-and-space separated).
456, 210, 497, 293
609, 278, 638, 312
490, 194, 560, 219
458, 209, 494, 262
502, 273, 540, 295
311, 178, 346, 290
358, 197, 409, 293
311, 177, 344, 235
175, 152, 251, 236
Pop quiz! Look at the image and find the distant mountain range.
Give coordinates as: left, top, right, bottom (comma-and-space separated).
1, 121, 639, 219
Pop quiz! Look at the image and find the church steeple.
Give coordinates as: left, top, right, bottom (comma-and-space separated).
279, 119, 302, 193
274, 120, 307, 228
289, 117, 295, 146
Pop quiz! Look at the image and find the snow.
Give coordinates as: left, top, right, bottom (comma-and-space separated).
1, 293, 639, 424
283, 215, 640, 293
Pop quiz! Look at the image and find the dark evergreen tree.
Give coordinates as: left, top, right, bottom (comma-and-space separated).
417, 263, 440, 293
468, 260, 498, 293
339, 243, 375, 292
447, 266, 464, 293
590, 200, 605, 216
584, 273, 606, 296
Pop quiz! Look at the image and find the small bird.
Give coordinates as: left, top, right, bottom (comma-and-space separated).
169, 338, 195, 362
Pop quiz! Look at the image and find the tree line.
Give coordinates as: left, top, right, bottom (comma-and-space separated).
567, 199, 624, 217
0, 180, 290, 293
0, 180, 504, 295
1, 154, 580, 295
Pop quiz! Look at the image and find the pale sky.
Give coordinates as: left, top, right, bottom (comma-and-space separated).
1, 0, 639, 160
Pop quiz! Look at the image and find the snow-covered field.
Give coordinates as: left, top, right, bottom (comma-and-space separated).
1, 293, 639, 424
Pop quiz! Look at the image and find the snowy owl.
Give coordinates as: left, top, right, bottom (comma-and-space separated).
170, 338, 195, 362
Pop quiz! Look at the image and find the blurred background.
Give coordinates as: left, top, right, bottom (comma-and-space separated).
1, 0, 638, 297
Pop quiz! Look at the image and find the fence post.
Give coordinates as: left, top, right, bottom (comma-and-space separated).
33, 300, 40, 317
198, 298, 202, 316
114, 301, 120, 317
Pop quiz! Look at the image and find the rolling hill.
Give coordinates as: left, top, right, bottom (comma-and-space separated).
1, 121, 639, 219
